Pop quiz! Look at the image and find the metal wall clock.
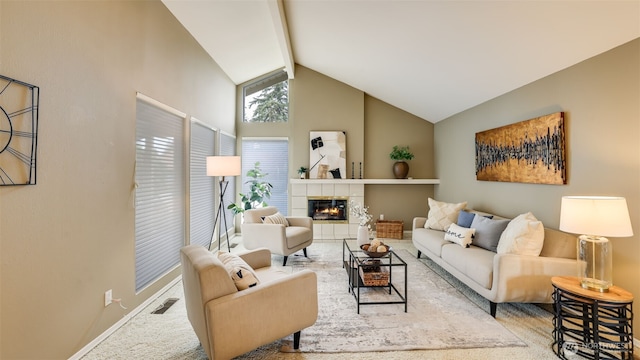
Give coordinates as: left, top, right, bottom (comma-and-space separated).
0, 75, 39, 186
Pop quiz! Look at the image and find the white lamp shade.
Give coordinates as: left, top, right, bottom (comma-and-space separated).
559, 196, 633, 237
206, 156, 241, 177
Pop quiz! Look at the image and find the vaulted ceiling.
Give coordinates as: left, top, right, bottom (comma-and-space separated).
162, 0, 640, 123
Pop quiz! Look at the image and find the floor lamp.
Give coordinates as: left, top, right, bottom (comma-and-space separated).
206, 156, 241, 252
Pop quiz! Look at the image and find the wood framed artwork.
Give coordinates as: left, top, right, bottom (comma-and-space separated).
475, 112, 566, 185
309, 131, 346, 179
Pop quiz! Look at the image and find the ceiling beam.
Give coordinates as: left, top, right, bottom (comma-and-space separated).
267, 0, 295, 79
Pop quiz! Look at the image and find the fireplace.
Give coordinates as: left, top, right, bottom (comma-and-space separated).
308, 196, 348, 223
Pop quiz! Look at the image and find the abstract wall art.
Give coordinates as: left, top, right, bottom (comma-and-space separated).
309, 131, 346, 179
475, 112, 566, 185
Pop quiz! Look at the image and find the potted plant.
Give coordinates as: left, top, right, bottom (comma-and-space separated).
297, 166, 309, 179
227, 162, 273, 215
389, 145, 414, 179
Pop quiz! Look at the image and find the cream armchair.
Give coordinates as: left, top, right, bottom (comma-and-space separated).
242, 206, 314, 266
180, 245, 318, 360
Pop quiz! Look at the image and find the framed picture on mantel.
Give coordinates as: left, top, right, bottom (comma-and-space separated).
475, 112, 566, 185
309, 131, 346, 179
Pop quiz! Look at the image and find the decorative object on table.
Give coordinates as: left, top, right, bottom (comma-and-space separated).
475, 112, 566, 184
351, 162, 354, 179
359, 162, 362, 179
350, 200, 372, 246
559, 196, 633, 292
360, 238, 390, 258
309, 131, 346, 179
389, 145, 414, 179
206, 156, 242, 251
227, 161, 273, 215
0, 75, 39, 186
297, 166, 308, 179
376, 220, 404, 239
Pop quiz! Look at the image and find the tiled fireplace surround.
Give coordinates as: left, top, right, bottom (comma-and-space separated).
291, 181, 364, 239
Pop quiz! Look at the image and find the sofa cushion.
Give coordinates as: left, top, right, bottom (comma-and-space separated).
444, 223, 475, 247
262, 212, 289, 226
456, 210, 476, 228
441, 244, 495, 289
424, 198, 467, 231
217, 251, 260, 290
497, 212, 545, 256
284, 226, 312, 249
470, 216, 510, 252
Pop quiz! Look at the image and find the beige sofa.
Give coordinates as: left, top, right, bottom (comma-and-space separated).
412, 210, 578, 317
180, 245, 318, 360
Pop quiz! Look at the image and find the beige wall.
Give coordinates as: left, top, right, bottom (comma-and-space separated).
434, 39, 640, 332
0, 1, 236, 358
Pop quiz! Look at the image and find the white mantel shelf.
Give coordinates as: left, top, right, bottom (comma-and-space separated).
290, 178, 440, 185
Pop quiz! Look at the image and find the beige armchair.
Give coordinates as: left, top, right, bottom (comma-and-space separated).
242, 206, 314, 266
180, 245, 318, 360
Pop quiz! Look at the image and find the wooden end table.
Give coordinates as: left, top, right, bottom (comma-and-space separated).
551, 276, 634, 360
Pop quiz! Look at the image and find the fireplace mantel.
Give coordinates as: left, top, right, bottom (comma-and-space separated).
290, 178, 439, 185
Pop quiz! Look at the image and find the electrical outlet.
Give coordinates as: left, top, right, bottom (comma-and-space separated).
105, 289, 112, 307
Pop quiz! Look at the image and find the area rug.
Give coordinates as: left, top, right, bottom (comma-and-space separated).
287, 246, 526, 352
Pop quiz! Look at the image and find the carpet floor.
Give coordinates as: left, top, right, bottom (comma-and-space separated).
81, 239, 564, 360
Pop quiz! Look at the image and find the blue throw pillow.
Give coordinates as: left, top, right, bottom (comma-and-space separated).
470, 216, 510, 252
457, 210, 476, 228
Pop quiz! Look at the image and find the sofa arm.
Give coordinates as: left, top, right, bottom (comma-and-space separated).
492, 254, 578, 303
205, 269, 318, 359
286, 216, 313, 229
413, 217, 427, 230
242, 223, 287, 250
237, 248, 272, 269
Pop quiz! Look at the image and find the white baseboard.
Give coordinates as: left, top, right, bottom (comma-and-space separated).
68, 276, 182, 360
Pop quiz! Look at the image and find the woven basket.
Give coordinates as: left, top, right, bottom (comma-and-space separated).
376, 220, 404, 239
358, 259, 389, 286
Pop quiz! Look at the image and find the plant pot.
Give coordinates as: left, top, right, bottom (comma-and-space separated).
393, 161, 409, 179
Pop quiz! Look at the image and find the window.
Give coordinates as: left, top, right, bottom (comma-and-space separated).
135, 95, 185, 292
189, 121, 216, 249
241, 138, 288, 214
243, 70, 288, 123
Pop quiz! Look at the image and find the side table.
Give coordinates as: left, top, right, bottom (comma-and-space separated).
551, 276, 634, 360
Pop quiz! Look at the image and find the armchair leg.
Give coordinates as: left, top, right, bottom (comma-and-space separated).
303, 248, 308, 257
293, 331, 301, 349
283, 256, 288, 266
417, 250, 422, 258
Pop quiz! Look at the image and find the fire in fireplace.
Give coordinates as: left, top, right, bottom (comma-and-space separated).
307, 196, 348, 223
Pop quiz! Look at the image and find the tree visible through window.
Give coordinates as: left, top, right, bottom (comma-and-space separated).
243, 70, 288, 123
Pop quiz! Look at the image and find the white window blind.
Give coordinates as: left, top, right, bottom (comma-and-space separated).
135, 96, 185, 292
241, 138, 288, 214
220, 133, 237, 233
190, 121, 216, 248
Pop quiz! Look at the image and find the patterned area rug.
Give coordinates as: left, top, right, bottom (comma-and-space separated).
288, 246, 525, 352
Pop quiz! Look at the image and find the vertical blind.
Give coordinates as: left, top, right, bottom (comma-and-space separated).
220, 133, 237, 233
241, 138, 288, 214
190, 122, 216, 248
134, 97, 185, 292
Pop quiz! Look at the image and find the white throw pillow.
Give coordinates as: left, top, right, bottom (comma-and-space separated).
444, 223, 476, 248
497, 212, 545, 256
217, 251, 260, 290
262, 212, 289, 226
424, 198, 467, 231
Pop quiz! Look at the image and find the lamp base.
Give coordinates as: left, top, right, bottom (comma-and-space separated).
580, 277, 610, 293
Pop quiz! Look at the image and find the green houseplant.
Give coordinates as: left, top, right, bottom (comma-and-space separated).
389, 145, 414, 179
227, 162, 273, 214
297, 166, 309, 179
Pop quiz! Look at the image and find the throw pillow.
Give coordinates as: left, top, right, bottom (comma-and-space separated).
262, 212, 289, 226
217, 251, 260, 290
424, 198, 467, 231
470, 215, 510, 252
457, 210, 476, 228
497, 212, 545, 256
444, 223, 476, 248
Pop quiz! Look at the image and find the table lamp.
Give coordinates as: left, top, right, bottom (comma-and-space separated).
559, 196, 633, 292
206, 156, 242, 251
